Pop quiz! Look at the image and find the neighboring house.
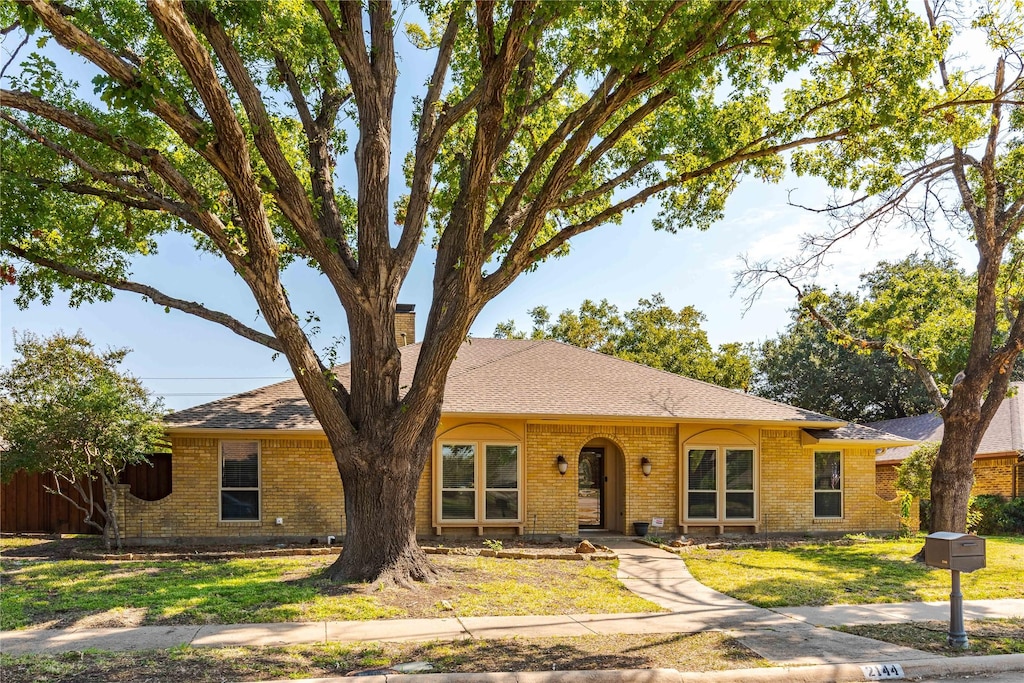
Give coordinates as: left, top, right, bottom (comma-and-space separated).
120, 307, 916, 543
871, 383, 1024, 501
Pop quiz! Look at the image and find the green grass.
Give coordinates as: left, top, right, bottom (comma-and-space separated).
836, 619, 1024, 656
682, 536, 1024, 607
0, 554, 660, 630
0, 632, 766, 682
0, 537, 54, 551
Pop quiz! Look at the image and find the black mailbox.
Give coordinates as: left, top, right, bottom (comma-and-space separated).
924, 532, 986, 573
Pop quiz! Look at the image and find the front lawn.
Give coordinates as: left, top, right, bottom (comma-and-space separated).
837, 619, 1024, 656
682, 536, 1024, 607
0, 554, 661, 630
0, 632, 766, 682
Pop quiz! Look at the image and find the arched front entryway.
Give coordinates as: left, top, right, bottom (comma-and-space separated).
578, 438, 626, 532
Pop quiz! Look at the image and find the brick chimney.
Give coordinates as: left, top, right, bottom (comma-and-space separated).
396, 304, 416, 346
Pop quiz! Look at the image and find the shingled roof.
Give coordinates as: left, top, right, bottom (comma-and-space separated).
870, 382, 1024, 464
167, 338, 901, 437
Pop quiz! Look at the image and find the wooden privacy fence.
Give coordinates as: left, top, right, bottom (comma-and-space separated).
0, 454, 171, 534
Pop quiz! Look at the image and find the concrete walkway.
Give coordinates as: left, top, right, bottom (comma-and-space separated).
2, 539, 1022, 670
598, 540, 1015, 667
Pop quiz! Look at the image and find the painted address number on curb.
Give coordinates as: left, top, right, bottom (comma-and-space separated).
860, 663, 905, 680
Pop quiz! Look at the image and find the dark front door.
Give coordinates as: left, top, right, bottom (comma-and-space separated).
578, 448, 605, 528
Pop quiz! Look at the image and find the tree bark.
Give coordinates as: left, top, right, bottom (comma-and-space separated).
929, 413, 980, 533
328, 425, 441, 586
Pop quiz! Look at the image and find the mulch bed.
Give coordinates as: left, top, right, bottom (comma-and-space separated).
2, 535, 615, 562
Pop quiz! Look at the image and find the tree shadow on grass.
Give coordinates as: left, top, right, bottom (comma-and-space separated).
696, 546, 940, 607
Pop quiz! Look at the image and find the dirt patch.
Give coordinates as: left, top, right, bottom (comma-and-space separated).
838, 619, 1024, 656
69, 607, 150, 630
0, 632, 766, 682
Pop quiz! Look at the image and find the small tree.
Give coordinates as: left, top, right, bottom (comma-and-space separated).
895, 441, 940, 501
0, 332, 165, 550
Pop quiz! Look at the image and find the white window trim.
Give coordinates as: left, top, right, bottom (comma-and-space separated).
439, 442, 478, 522
219, 440, 261, 523
723, 447, 757, 521
683, 444, 758, 523
483, 442, 521, 523
813, 449, 844, 519
437, 440, 523, 524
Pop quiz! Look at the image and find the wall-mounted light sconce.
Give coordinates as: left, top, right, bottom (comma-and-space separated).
640, 457, 652, 477
556, 454, 568, 475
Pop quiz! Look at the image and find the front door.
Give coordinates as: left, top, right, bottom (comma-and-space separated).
578, 448, 604, 528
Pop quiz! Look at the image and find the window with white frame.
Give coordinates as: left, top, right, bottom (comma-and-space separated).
814, 450, 842, 518
439, 441, 521, 522
485, 444, 519, 520
685, 446, 756, 521
441, 444, 476, 520
221, 441, 260, 521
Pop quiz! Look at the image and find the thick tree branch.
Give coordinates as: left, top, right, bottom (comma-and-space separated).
186, 4, 361, 300
272, 52, 357, 274
1, 242, 285, 352
22, 0, 212, 160
0, 94, 245, 274
147, 0, 277, 272
396, 2, 467, 278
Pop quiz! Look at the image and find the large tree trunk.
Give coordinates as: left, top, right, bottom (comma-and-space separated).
928, 418, 979, 533
327, 429, 441, 586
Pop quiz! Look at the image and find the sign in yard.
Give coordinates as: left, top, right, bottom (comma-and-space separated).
651, 517, 664, 527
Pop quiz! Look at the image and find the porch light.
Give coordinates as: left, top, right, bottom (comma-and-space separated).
556, 454, 569, 475
641, 457, 652, 477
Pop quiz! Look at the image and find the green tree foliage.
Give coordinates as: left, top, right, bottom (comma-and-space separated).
753, 289, 934, 422
496, 294, 754, 389
894, 441, 939, 501
0, 0, 966, 581
0, 332, 165, 550
738, 1, 1024, 533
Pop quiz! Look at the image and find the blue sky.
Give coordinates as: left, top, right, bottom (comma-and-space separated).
0, 10, 981, 411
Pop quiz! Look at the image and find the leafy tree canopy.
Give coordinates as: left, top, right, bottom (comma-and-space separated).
753, 288, 934, 422
495, 293, 754, 389
0, 0, 977, 581
737, 0, 1024, 533
0, 331, 165, 550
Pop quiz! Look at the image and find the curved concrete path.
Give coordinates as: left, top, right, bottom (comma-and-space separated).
3, 539, 1021, 668
603, 539, 953, 667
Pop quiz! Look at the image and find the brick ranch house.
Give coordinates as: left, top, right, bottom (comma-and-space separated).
872, 383, 1024, 501
119, 309, 916, 543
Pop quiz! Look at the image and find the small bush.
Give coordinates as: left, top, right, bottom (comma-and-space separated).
1001, 497, 1024, 533
482, 539, 503, 552
966, 495, 1024, 535
968, 495, 1000, 534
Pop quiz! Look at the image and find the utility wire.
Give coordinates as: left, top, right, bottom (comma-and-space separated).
140, 376, 290, 380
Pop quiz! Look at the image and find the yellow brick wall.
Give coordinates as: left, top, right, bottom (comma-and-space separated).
124, 436, 345, 540
524, 423, 678, 535
878, 455, 1019, 501
759, 430, 901, 535
126, 422, 910, 541
973, 456, 1019, 497
877, 464, 898, 500
395, 312, 416, 346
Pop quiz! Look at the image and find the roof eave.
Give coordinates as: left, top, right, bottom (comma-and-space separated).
445, 411, 845, 428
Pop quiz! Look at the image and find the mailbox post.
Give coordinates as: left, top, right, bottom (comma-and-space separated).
923, 532, 986, 649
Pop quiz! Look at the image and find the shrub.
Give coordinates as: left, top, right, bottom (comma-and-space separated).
966, 494, 1024, 535
1001, 497, 1024, 533
967, 495, 1000, 534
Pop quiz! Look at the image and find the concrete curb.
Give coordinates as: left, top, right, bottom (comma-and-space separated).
254, 653, 1024, 683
